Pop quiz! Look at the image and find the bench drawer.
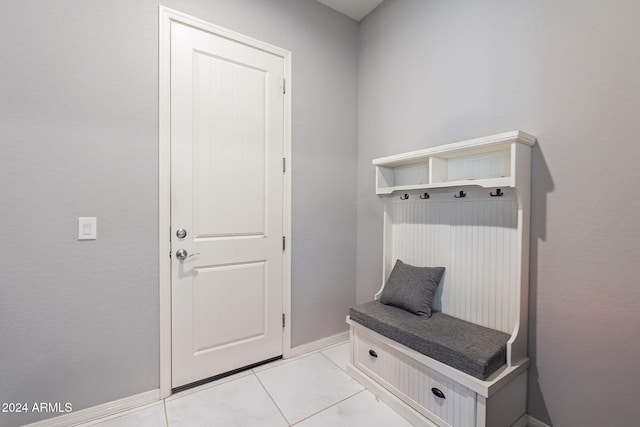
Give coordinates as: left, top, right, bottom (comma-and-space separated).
354, 332, 476, 427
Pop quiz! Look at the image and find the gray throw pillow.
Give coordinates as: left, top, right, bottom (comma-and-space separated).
379, 260, 445, 317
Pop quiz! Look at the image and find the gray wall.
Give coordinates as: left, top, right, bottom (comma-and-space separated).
0, 1, 357, 425
357, 1, 640, 426
5, 0, 638, 425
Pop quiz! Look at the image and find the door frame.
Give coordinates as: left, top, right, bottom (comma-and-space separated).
158, 6, 292, 398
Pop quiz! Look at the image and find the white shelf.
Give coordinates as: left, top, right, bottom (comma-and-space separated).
375, 178, 513, 195
373, 130, 535, 195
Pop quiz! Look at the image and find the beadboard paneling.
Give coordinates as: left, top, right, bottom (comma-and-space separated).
193, 51, 267, 238
383, 188, 518, 334
355, 332, 476, 427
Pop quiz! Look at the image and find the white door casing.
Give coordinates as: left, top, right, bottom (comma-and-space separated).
159, 7, 292, 394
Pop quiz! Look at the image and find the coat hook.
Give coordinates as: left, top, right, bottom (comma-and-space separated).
419, 192, 430, 199
454, 190, 466, 199
400, 194, 409, 200
490, 188, 504, 197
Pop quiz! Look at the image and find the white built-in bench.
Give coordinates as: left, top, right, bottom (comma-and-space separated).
347, 131, 536, 427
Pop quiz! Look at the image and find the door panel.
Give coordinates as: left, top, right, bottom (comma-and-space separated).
193, 262, 267, 353
170, 21, 284, 388
193, 51, 267, 238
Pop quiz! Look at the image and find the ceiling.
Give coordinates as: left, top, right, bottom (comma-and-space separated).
315, 0, 385, 21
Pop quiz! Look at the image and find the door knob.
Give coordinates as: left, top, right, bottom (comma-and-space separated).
175, 249, 200, 261
176, 249, 188, 260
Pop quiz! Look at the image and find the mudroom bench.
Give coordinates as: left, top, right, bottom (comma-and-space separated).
346, 131, 536, 427
350, 301, 510, 381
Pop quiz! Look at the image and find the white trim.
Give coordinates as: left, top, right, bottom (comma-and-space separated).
527, 415, 553, 427
290, 331, 350, 357
282, 39, 293, 359
75, 401, 164, 427
22, 389, 160, 427
158, 5, 172, 400
158, 5, 293, 398
511, 414, 529, 427
372, 130, 535, 166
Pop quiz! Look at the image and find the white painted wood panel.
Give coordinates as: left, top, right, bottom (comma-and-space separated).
382, 188, 518, 334
355, 333, 476, 427
193, 262, 266, 353
392, 163, 429, 187
193, 51, 267, 238
170, 20, 285, 388
413, 361, 475, 427
445, 150, 510, 182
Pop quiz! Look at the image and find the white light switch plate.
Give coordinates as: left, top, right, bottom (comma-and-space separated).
78, 217, 97, 240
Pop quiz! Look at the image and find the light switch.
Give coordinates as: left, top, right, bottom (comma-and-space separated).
78, 217, 97, 240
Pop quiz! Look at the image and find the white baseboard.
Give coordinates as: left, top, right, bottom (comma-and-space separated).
527, 414, 552, 427
290, 330, 349, 357
23, 389, 160, 427
512, 414, 528, 427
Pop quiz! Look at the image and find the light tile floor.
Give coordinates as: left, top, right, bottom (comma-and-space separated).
79, 342, 412, 427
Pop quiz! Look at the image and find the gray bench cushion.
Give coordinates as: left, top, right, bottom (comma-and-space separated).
349, 300, 510, 380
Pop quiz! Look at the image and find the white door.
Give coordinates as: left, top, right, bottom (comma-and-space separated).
170, 21, 285, 389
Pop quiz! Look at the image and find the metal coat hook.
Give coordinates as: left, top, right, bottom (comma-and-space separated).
454, 190, 467, 199
419, 192, 430, 199
490, 188, 504, 197
400, 193, 409, 200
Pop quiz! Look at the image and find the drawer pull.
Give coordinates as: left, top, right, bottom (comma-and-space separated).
431, 387, 446, 399
368, 349, 378, 358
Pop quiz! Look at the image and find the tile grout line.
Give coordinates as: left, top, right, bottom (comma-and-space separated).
161, 343, 350, 427
290, 344, 364, 425
289, 389, 367, 426
316, 339, 350, 352
252, 371, 294, 426
252, 350, 317, 375
162, 399, 170, 427
257, 343, 357, 426
317, 347, 348, 373
165, 370, 253, 403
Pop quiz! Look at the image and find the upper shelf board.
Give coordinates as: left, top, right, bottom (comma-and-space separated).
372, 130, 536, 168
373, 130, 537, 195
